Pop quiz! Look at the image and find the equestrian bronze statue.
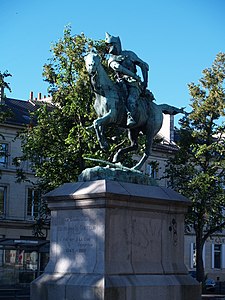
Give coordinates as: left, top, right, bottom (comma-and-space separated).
85, 34, 184, 170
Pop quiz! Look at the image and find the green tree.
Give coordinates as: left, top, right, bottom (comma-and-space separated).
0, 70, 12, 124
0, 70, 12, 181
166, 52, 225, 284
17, 26, 130, 193
15, 27, 134, 237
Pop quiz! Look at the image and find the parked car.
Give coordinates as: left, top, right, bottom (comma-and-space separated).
205, 278, 216, 292
189, 271, 216, 292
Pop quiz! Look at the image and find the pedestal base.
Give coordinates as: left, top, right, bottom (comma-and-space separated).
32, 273, 200, 300
31, 180, 201, 300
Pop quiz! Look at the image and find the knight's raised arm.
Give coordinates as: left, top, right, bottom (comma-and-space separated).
138, 60, 149, 89
130, 52, 149, 89
109, 60, 140, 81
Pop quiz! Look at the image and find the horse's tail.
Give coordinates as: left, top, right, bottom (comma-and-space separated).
158, 104, 185, 115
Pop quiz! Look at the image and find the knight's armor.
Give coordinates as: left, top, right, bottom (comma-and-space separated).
105, 33, 149, 127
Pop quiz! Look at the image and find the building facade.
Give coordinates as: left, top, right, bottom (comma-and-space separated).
0, 96, 49, 286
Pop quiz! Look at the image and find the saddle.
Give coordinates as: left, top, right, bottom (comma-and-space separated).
116, 80, 155, 105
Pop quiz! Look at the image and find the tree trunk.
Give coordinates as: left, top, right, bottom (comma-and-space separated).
195, 231, 205, 283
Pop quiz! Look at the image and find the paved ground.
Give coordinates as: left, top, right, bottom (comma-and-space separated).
202, 295, 225, 299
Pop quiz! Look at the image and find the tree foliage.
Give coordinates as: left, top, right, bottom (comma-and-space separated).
16, 26, 130, 192
0, 70, 12, 124
0, 70, 11, 93
166, 52, 225, 283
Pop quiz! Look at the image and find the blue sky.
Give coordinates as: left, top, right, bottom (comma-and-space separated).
1, 0, 225, 118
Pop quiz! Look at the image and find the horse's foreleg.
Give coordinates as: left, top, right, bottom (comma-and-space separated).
93, 119, 106, 149
113, 129, 139, 163
93, 110, 113, 150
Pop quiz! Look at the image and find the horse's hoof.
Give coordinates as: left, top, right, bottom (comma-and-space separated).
112, 154, 119, 163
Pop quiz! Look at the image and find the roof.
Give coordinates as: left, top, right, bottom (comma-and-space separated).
153, 142, 178, 153
1, 98, 47, 126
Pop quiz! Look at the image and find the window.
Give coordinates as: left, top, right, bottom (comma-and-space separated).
0, 186, 7, 215
146, 163, 157, 178
4, 249, 38, 270
190, 242, 196, 268
0, 143, 8, 166
27, 188, 41, 219
2, 247, 49, 284
212, 244, 222, 269
190, 242, 205, 269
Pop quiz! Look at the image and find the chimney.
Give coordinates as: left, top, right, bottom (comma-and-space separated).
29, 91, 34, 100
38, 92, 42, 100
170, 115, 175, 142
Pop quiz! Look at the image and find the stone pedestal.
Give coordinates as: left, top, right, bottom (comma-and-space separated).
31, 180, 201, 300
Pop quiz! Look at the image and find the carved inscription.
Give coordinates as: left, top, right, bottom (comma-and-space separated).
57, 217, 96, 257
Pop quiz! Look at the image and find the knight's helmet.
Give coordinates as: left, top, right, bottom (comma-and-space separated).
105, 32, 122, 55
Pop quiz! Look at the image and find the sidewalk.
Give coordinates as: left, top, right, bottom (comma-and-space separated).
202, 295, 225, 299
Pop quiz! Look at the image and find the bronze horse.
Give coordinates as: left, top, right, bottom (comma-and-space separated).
85, 52, 183, 170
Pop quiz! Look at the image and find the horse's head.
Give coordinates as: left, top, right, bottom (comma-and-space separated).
84, 52, 101, 75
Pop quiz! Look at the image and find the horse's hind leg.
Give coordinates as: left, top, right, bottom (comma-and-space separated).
132, 129, 154, 170
132, 153, 148, 170
113, 129, 139, 163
